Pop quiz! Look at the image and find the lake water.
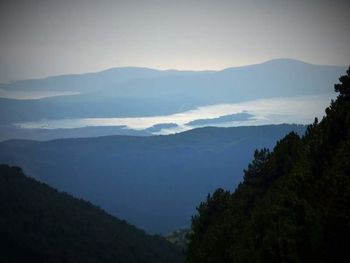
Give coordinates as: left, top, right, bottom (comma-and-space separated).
16, 94, 335, 135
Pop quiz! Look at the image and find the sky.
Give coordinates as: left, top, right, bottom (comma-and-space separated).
0, 0, 349, 83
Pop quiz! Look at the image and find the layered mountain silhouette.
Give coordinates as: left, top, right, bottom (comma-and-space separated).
0, 59, 345, 124
0, 124, 305, 233
0, 165, 184, 263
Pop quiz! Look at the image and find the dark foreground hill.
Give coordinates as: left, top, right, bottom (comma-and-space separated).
0, 165, 184, 263
0, 124, 305, 233
186, 69, 350, 262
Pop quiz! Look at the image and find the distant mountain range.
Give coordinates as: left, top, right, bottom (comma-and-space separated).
0, 124, 306, 233
0, 165, 184, 263
0, 59, 345, 125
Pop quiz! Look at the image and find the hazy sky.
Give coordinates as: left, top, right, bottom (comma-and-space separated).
0, 0, 349, 83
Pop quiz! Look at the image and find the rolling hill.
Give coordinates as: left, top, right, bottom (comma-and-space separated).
0, 59, 345, 124
0, 165, 184, 263
0, 124, 305, 233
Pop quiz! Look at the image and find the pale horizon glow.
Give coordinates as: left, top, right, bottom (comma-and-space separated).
1, 0, 349, 83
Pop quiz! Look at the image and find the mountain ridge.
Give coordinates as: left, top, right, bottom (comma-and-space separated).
0, 124, 306, 233
0, 58, 344, 124
0, 164, 184, 263
1, 58, 344, 87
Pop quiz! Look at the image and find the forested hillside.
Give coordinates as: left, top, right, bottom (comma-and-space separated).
0, 165, 184, 263
186, 68, 350, 262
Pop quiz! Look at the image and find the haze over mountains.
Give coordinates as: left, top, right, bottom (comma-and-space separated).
0, 59, 345, 141
0, 57, 347, 263
0, 59, 344, 99
1, 0, 348, 260
0, 58, 343, 233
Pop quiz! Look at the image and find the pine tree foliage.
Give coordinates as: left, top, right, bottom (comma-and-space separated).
186, 68, 350, 263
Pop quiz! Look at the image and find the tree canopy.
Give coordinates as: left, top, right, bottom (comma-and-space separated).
186, 68, 350, 262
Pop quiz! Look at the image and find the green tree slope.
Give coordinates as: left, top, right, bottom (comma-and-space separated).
186, 68, 350, 262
